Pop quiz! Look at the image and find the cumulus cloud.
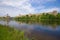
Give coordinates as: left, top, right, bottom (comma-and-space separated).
1, 0, 29, 7
0, 0, 36, 16
0, 0, 59, 17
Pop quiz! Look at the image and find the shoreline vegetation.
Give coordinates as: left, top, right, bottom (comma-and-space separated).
0, 25, 28, 40
14, 12, 60, 25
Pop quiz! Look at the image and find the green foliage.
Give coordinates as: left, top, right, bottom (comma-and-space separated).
14, 13, 60, 25
40, 14, 56, 22
0, 25, 29, 40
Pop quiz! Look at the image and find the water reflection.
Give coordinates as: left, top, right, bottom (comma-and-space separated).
16, 20, 60, 28
0, 20, 60, 40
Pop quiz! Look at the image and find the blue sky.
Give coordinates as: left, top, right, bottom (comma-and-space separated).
0, 0, 60, 17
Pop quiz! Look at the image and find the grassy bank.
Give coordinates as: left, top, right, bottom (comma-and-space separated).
0, 25, 28, 40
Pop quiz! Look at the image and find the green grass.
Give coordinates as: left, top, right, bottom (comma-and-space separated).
0, 25, 28, 40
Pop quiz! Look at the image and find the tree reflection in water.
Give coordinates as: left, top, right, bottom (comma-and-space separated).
16, 20, 60, 40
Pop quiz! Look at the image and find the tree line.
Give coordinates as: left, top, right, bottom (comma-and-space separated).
14, 13, 60, 25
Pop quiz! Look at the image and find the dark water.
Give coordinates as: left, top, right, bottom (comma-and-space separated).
0, 20, 60, 40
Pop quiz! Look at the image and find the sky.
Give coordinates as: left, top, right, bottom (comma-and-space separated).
0, 0, 60, 17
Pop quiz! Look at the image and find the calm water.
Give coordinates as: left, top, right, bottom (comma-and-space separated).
0, 20, 60, 40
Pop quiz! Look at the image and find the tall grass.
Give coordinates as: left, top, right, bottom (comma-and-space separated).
0, 25, 29, 40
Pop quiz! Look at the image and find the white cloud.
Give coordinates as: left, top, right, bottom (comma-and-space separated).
0, 0, 59, 17
0, 0, 35, 16
1, 0, 28, 7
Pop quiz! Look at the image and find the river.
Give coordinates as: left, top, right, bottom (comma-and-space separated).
0, 20, 60, 40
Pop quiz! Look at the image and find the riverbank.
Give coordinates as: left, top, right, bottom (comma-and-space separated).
0, 25, 28, 40
14, 13, 60, 26
15, 13, 60, 21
